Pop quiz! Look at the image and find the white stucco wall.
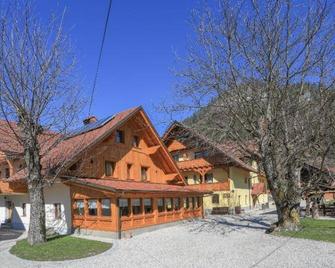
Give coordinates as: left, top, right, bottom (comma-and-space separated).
0, 182, 72, 235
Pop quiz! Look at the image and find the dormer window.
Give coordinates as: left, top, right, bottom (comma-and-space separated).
105, 161, 115, 177
141, 166, 148, 181
173, 154, 180, 162
116, 130, 125, 143
132, 135, 140, 147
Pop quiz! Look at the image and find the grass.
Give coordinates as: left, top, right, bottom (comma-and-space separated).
10, 236, 112, 261
275, 218, 335, 243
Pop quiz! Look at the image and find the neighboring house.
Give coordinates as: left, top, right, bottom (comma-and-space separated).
301, 161, 335, 203
163, 122, 269, 214
0, 107, 206, 238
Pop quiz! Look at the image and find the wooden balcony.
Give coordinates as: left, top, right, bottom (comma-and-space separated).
186, 181, 230, 192
0, 180, 27, 194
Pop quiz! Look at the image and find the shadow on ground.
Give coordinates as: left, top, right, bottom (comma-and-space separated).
184, 211, 276, 235
0, 229, 24, 242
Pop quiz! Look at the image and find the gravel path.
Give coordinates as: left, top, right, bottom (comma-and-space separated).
1, 210, 334, 268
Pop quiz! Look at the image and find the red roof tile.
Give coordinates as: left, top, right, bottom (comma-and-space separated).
67, 177, 209, 194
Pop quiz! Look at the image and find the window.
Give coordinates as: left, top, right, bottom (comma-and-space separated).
5, 168, 10, 178
184, 197, 189, 209
132, 135, 140, 147
173, 154, 179, 162
132, 199, 142, 215
173, 198, 180, 211
119, 198, 130, 216
194, 197, 199, 208
22, 203, 26, 217
116, 130, 125, 143
141, 166, 148, 181
144, 198, 153, 214
205, 173, 214, 183
127, 164, 132, 179
188, 197, 194, 209
105, 161, 115, 177
212, 194, 219, 204
195, 151, 208, 159
101, 199, 111, 216
54, 203, 61, 219
165, 198, 173, 212
184, 176, 188, 183
75, 200, 84, 216
88, 200, 97, 216
157, 198, 165, 213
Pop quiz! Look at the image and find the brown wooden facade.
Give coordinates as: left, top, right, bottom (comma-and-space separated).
65, 108, 205, 234
70, 184, 202, 233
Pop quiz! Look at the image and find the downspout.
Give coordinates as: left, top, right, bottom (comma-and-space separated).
248, 177, 252, 210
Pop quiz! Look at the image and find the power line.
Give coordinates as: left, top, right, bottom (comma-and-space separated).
88, 0, 113, 115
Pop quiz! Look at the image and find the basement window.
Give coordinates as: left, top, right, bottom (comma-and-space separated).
54, 203, 62, 219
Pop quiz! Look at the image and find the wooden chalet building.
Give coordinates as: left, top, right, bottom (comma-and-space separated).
163, 122, 269, 214
0, 107, 206, 238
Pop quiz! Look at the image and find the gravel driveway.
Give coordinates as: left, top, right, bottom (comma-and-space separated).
1, 209, 334, 268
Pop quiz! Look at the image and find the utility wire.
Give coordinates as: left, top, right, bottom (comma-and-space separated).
88, 0, 113, 115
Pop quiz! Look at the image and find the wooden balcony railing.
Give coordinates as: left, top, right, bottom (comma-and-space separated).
186, 181, 230, 192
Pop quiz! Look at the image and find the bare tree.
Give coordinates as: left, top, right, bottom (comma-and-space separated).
168, 0, 335, 231
0, 2, 82, 245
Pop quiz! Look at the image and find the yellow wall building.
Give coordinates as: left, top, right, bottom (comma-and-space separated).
163, 122, 269, 214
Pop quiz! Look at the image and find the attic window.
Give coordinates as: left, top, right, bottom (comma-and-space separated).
116, 130, 125, 143
105, 161, 115, 177
132, 135, 140, 147
5, 168, 10, 178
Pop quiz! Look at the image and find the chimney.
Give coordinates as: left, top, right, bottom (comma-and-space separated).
83, 115, 97, 125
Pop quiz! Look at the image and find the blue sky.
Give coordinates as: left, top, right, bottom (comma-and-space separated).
23, 0, 200, 134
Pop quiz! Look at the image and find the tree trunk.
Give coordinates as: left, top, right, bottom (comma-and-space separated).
23, 129, 47, 245
311, 202, 319, 219
305, 196, 311, 217
27, 180, 46, 245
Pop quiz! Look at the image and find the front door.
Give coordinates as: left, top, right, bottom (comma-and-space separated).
5, 201, 13, 223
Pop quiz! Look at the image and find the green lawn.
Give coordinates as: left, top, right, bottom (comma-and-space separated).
275, 218, 335, 243
10, 236, 112, 261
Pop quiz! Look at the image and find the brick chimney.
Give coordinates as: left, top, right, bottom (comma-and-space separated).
83, 115, 97, 125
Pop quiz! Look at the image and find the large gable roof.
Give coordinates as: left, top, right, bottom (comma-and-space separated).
1, 107, 185, 184
163, 121, 256, 172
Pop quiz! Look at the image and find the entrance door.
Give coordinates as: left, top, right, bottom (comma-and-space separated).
5, 201, 13, 223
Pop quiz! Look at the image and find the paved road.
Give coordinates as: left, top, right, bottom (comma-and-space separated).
1, 210, 335, 268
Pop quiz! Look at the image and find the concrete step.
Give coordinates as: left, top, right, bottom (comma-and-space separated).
0, 223, 12, 229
